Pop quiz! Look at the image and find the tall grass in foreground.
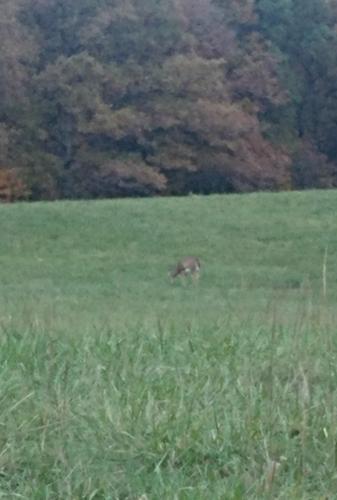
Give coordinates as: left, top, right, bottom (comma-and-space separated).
1, 300, 337, 499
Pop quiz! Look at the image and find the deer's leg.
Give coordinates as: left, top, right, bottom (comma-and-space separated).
192, 270, 200, 285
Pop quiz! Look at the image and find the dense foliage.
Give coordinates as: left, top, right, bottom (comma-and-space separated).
1, 0, 337, 200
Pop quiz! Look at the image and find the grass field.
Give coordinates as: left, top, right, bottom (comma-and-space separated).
2, 190, 337, 498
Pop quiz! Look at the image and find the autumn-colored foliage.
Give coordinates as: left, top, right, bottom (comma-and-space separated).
0, 169, 29, 202
0, 0, 336, 200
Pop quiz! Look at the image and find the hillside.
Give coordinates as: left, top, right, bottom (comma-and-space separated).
2, 0, 337, 200
2, 191, 337, 497
3, 189, 337, 323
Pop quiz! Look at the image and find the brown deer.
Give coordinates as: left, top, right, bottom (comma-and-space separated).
170, 256, 201, 282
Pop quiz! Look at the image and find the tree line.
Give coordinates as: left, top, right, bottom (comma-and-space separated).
1, 0, 337, 201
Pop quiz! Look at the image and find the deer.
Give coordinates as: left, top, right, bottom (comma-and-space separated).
170, 256, 201, 282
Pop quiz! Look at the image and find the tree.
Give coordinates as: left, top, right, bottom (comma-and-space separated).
6, 0, 337, 199
256, 0, 337, 186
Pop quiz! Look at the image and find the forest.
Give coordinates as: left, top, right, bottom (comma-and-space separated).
1, 0, 337, 201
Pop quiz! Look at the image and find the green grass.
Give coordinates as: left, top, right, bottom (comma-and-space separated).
2, 190, 337, 498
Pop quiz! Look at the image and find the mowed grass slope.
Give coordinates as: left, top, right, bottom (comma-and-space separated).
1, 190, 337, 498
